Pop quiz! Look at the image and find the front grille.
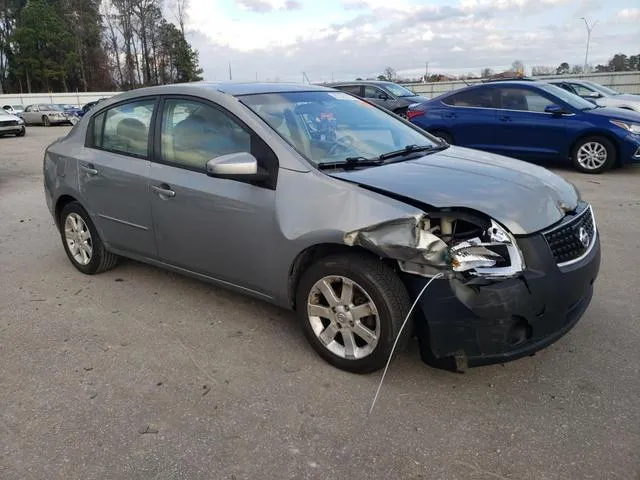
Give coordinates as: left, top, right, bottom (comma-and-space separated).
0, 120, 18, 127
543, 205, 596, 265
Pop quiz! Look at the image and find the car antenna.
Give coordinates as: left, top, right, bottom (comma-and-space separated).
369, 272, 445, 415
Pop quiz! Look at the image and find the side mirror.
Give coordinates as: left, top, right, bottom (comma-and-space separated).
544, 104, 566, 115
585, 92, 602, 99
378, 92, 389, 100
206, 152, 268, 182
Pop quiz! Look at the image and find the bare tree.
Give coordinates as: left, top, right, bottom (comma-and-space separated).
383, 66, 395, 81
511, 60, 524, 73
174, 0, 188, 35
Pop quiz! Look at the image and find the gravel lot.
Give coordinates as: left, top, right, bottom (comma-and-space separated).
1, 127, 639, 480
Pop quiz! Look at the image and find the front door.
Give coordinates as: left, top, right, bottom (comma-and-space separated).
490, 87, 567, 162
148, 97, 279, 295
78, 98, 157, 256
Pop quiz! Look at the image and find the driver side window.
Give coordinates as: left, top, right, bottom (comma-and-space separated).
160, 99, 251, 170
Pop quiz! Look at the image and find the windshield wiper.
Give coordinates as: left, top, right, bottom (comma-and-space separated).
317, 156, 384, 170
378, 143, 447, 160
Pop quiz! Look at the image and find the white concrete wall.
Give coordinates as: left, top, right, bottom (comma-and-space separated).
403, 71, 640, 98
0, 91, 119, 108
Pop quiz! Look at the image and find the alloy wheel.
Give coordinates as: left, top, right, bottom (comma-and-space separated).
307, 275, 380, 360
576, 141, 608, 171
64, 213, 93, 265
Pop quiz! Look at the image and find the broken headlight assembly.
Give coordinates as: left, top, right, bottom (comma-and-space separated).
447, 219, 525, 278
344, 211, 525, 279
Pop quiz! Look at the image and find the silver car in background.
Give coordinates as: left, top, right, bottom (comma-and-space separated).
550, 80, 640, 112
22, 104, 75, 126
43, 83, 600, 373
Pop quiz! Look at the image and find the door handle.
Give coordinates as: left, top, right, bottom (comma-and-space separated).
80, 164, 98, 175
152, 184, 176, 198
443, 112, 457, 118
498, 116, 512, 122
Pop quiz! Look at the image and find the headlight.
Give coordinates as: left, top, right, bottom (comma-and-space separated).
610, 119, 640, 134
448, 220, 525, 278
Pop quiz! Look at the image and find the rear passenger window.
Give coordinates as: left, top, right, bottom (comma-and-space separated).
160, 99, 251, 170
443, 89, 497, 108
90, 99, 155, 158
336, 85, 362, 96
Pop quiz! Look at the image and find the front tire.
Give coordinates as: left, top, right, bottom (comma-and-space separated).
16, 127, 25, 137
572, 136, 616, 173
296, 253, 412, 373
59, 202, 118, 274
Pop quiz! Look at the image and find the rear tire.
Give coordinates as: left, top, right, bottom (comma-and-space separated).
296, 253, 412, 373
571, 136, 616, 174
42, 115, 51, 127
16, 127, 25, 137
59, 202, 118, 275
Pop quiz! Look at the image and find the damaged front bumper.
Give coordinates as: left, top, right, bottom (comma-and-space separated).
402, 230, 601, 371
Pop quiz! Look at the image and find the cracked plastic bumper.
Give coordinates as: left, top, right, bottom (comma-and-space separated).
402, 230, 601, 371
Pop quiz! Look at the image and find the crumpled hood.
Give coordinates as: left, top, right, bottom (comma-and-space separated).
328, 146, 580, 235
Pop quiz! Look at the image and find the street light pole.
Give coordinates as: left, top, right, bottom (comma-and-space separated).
581, 17, 597, 74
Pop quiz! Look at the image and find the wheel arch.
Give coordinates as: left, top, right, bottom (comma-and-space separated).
569, 131, 620, 165
54, 194, 81, 229
287, 243, 398, 309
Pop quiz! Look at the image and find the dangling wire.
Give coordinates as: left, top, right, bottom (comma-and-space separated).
369, 272, 445, 415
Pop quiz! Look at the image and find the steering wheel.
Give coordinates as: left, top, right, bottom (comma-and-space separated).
327, 135, 356, 156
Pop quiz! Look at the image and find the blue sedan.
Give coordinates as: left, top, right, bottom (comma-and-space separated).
407, 80, 640, 173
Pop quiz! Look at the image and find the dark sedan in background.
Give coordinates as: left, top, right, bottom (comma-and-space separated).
328, 80, 429, 118
408, 80, 640, 173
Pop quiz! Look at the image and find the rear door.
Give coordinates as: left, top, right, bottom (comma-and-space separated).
78, 98, 157, 256
435, 87, 501, 150
489, 86, 567, 161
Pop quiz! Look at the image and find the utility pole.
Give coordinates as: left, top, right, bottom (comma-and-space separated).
581, 17, 597, 74
425, 61, 429, 82
228, 62, 232, 81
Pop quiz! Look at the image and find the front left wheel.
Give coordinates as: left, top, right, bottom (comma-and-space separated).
59, 202, 119, 274
296, 253, 412, 373
572, 136, 616, 173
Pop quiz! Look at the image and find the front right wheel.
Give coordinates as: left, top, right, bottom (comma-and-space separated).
296, 253, 412, 373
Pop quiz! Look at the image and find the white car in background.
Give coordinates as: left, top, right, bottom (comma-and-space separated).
550, 80, 640, 112
0, 108, 26, 137
2, 104, 24, 116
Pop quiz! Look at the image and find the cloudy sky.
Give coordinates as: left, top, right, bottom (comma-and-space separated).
179, 0, 640, 82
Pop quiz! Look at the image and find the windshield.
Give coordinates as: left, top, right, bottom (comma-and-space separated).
385, 83, 417, 97
12, 105, 23, 110
536, 83, 599, 110
44, 104, 64, 111
240, 91, 438, 167
584, 81, 619, 96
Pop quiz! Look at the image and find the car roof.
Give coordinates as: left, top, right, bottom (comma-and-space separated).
192, 81, 334, 96
326, 80, 397, 87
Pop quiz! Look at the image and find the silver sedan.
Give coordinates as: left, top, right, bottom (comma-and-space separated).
21, 104, 74, 126
43, 82, 600, 373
